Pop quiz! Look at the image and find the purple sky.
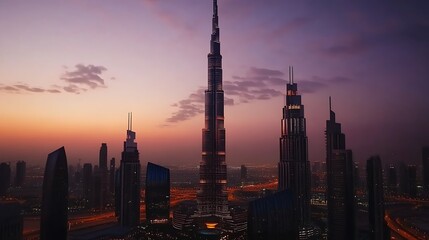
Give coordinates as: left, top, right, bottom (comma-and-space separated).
0, 0, 428, 167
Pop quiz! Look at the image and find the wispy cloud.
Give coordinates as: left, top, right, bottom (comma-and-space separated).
61, 64, 108, 93
166, 67, 351, 124
0, 64, 110, 95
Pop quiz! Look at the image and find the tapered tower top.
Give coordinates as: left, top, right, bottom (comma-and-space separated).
210, 0, 220, 54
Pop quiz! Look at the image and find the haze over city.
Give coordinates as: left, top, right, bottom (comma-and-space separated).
1, 0, 428, 167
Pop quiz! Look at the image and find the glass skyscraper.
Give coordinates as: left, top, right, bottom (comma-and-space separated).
145, 162, 170, 225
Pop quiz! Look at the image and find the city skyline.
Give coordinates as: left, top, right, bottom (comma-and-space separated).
1, 0, 429, 166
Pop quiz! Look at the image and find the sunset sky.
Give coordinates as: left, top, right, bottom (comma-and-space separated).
1, 0, 428, 168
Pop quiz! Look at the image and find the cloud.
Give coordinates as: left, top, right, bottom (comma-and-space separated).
0, 64, 110, 95
61, 64, 107, 91
166, 67, 352, 124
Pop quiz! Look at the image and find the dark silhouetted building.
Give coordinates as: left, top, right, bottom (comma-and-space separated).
367, 156, 389, 240
278, 67, 311, 234
247, 190, 298, 240
0, 201, 23, 240
407, 165, 417, 198
110, 158, 116, 194
82, 163, 93, 208
398, 163, 417, 198
240, 165, 247, 182
145, 162, 170, 225
423, 146, 429, 195
14, 161, 26, 187
197, 0, 229, 219
40, 147, 68, 240
387, 165, 397, 194
326, 98, 356, 240
0, 163, 11, 196
98, 143, 108, 209
118, 113, 141, 227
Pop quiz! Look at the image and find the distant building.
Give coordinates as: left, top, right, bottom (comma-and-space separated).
14, 161, 26, 187
145, 162, 170, 225
278, 67, 312, 237
82, 163, 93, 208
398, 163, 417, 198
40, 147, 68, 240
408, 165, 417, 198
247, 190, 298, 240
0, 201, 23, 240
110, 158, 116, 194
98, 143, 108, 209
0, 163, 11, 196
240, 165, 247, 182
326, 98, 356, 240
422, 146, 429, 195
387, 165, 397, 194
367, 156, 389, 240
118, 113, 141, 227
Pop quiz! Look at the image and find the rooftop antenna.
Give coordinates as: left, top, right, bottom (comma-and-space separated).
329, 96, 332, 111
292, 66, 294, 84
127, 112, 133, 131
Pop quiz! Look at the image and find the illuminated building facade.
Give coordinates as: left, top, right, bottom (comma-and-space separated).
197, 0, 229, 218
40, 147, 69, 240
118, 113, 141, 227
145, 162, 170, 225
326, 99, 356, 240
278, 67, 311, 233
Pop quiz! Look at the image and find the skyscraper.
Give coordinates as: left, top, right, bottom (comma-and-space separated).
0, 163, 11, 196
110, 158, 116, 194
40, 147, 68, 240
118, 113, 141, 227
367, 156, 389, 240
145, 162, 170, 225
82, 163, 93, 208
278, 67, 311, 232
197, 0, 229, 218
422, 146, 429, 195
98, 143, 108, 209
15, 161, 26, 187
326, 98, 356, 240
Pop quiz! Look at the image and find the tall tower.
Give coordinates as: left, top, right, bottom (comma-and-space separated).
278, 67, 311, 231
118, 113, 141, 227
40, 147, 68, 240
326, 98, 356, 240
197, 0, 229, 218
366, 156, 389, 240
